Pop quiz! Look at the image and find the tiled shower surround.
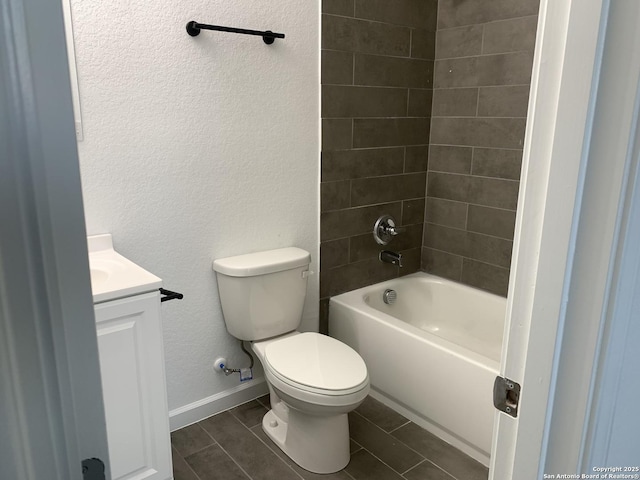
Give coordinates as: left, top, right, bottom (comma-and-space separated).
320, 0, 438, 329
422, 0, 540, 296
320, 0, 539, 323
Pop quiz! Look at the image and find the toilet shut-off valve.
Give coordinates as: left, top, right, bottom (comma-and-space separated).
214, 341, 254, 382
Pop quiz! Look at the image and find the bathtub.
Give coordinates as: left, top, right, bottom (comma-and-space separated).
328, 272, 506, 466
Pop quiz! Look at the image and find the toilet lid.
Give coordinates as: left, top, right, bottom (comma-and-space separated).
264, 332, 368, 392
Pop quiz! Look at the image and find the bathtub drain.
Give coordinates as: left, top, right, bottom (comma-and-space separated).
383, 289, 397, 305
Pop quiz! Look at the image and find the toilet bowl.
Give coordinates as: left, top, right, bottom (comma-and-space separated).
252, 332, 369, 473
212, 248, 370, 473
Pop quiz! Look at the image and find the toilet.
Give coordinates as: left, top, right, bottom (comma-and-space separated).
213, 247, 369, 474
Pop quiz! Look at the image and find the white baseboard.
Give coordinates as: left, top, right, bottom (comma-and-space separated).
169, 379, 269, 431
369, 388, 491, 467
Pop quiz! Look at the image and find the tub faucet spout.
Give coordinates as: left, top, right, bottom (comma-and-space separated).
379, 250, 403, 267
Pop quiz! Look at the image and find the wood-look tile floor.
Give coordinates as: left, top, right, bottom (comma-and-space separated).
171, 395, 489, 480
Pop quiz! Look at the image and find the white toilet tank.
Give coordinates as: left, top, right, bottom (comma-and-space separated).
212, 248, 311, 341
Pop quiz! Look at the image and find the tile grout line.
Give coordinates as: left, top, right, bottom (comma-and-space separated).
245, 424, 306, 480
172, 446, 205, 480
424, 220, 516, 242
324, 10, 447, 34
424, 246, 511, 273
436, 13, 539, 33
196, 415, 260, 480
208, 440, 255, 480
351, 411, 429, 469
194, 420, 218, 445
400, 457, 427, 476
402, 457, 460, 480
424, 199, 517, 216
356, 444, 421, 478
431, 83, 531, 91
227, 402, 268, 430
387, 419, 411, 434
433, 49, 534, 62
175, 396, 486, 480
343, 469, 358, 480
426, 196, 517, 213
178, 441, 217, 460
426, 169, 520, 183
353, 410, 478, 479
429, 143, 523, 151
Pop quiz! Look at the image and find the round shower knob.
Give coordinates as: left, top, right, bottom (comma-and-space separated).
373, 215, 406, 245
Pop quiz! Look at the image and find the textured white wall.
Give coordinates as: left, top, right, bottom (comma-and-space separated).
72, 0, 319, 411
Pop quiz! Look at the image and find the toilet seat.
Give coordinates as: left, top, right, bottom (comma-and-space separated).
263, 332, 368, 396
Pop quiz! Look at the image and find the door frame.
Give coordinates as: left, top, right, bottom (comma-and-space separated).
491, 0, 640, 476
0, 0, 110, 477
3, 0, 639, 478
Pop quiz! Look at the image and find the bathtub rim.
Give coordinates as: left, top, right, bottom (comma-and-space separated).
329, 272, 503, 371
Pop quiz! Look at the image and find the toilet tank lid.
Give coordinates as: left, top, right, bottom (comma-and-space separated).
213, 247, 311, 277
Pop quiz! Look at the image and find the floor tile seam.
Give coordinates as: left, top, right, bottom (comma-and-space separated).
426, 457, 462, 480
400, 457, 427, 476
387, 429, 469, 480
245, 425, 306, 480
387, 424, 461, 470
172, 446, 205, 480
183, 458, 204, 480
179, 440, 218, 460
352, 411, 427, 472
353, 410, 417, 441
358, 445, 419, 478
198, 414, 263, 480
387, 419, 411, 434
228, 409, 264, 430
350, 439, 363, 454
207, 437, 257, 480
401, 457, 460, 480
233, 415, 307, 480
193, 421, 219, 447
342, 468, 358, 480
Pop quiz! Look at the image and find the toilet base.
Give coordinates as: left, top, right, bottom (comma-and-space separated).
262, 409, 350, 474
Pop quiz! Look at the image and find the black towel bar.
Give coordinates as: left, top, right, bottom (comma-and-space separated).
186, 21, 285, 44
159, 288, 184, 303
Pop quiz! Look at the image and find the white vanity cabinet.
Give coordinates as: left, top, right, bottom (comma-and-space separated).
88, 234, 172, 480
95, 292, 172, 480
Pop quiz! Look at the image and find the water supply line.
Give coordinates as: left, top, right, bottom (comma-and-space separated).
218, 340, 254, 377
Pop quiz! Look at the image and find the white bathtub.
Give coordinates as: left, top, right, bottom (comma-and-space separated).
328, 272, 506, 466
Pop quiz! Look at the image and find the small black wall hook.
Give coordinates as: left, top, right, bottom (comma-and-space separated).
159, 288, 184, 302
186, 21, 285, 44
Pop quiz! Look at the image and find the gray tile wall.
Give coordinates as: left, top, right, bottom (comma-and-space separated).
320, 0, 438, 330
422, 0, 539, 296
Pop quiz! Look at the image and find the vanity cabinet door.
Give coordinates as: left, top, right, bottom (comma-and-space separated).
95, 292, 172, 480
